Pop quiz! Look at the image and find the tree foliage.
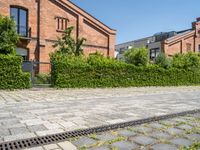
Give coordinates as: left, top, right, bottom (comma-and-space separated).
53, 26, 86, 56
172, 52, 200, 69
155, 53, 171, 68
124, 47, 148, 66
0, 15, 19, 55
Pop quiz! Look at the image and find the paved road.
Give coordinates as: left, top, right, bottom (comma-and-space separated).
25, 112, 200, 150
0, 87, 200, 142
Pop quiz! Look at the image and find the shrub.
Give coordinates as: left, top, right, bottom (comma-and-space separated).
0, 55, 31, 89
155, 53, 171, 68
34, 74, 51, 84
50, 55, 200, 88
0, 15, 19, 55
124, 47, 148, 66
172, 52, 200, 69
53, 26, 86, 56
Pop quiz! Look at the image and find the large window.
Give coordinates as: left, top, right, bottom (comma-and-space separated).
150, 48, 160, 60
10, 7, 28, 37
199, 45, 200, 53
16, 48, 28, 60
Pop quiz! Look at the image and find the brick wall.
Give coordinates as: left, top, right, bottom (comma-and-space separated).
0, 0, 116, 67
163, 18, 200, 56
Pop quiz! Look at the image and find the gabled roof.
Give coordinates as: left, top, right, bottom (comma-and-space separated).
165, 30, 195, 43
52, 0, 116, 35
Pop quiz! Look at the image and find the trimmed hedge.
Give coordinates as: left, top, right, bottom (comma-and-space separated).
0, 55, 31, 89
51, 55, 200, 88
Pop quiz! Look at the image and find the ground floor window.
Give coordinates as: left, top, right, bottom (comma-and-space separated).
150, 48, 160, 60
199, 45, 200, 52
16, 48, 28, 61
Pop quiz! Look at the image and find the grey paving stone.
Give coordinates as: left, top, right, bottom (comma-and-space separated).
166, 128, 183, 135
10, 127, 29, 135
0, 129, 10, 136
1, 119, 20, 125
112, 141, 138, 150
43, 144, 59, 150
118, 129, 137, 137
150, 131, 171, 139
171, 138, 192, 147
96, 133, 117, 141
129, 135, 155, 145
4, 133, 36, 142
133, 126, 153, 133
171, 118, 188, 123
148, 122, 165, 129
24, 146, 44, 150
27, 125, 47, 132
185, 133, 200, 141
160, 120, 177, 126
177, 124, 193, 130
72, 137, 96, 147
58, 141, 77, 150
89, 146, 110, 150
151, 144, 177, 150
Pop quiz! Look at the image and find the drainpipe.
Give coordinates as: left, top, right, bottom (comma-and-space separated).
37, 0, 41, 62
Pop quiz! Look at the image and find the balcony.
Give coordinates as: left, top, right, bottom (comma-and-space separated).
16, 25, 32, 40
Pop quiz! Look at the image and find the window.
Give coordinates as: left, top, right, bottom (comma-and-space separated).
199, 45, 200, 52
10, 7, 28, 37
55, 16, 68, 31
186, 43, 192, 52
150, 48, 160, 60
16, 48, 28, 60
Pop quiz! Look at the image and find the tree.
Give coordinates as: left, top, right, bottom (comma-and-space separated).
172, 52, 200, 69
53, 26, 86, 56
155, 53, 171, 68
0, 15, 19, 55
124, 47, 148, 66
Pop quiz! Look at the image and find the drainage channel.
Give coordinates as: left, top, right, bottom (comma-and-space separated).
1, 109, 200, 150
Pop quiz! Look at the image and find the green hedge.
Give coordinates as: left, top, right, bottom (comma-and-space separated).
51, 55, 200, 88
0, 55, 31, 89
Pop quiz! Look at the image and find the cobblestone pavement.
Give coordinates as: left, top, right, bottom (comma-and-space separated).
0, 87, 200, 142
24, 113, 200, 150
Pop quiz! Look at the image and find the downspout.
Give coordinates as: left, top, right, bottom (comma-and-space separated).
37, 0, 41, 62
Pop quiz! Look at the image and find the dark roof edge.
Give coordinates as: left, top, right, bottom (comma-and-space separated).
177, 28, 193, 34
67, 0, 116, 32
116, 36, 153, 46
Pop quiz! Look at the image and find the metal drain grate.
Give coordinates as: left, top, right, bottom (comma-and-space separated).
0, 109, 200, 150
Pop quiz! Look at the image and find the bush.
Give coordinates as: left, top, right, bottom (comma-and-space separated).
172, 52, 200, 69
50, 54, 200, 88
124, 47, 148, 66
0, 15, 19, 55
155, 53, 171, 68
53, 26, 86, 56
0, 55, 31, 89
34, 74, 51, 84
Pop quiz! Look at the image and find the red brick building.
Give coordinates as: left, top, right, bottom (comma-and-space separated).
116, 17, 200, 60
163, 18, 200, 56
0, 0, 116, 70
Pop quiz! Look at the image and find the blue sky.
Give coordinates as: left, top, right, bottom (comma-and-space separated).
71, 0, 200, 44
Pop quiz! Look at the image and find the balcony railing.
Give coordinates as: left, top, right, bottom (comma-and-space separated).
16, 25, 31, 38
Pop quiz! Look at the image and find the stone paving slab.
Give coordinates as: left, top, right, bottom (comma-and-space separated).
22, 113, 200, 150
0, 86, 200, 142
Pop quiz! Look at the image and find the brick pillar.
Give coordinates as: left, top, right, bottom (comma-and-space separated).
108, 34, 116, 57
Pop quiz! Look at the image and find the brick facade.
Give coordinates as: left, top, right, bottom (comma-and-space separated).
163, 18, 200, 56
0, 0, 116, 72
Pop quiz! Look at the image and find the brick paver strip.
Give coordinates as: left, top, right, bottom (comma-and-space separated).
0, 87, 200, 149
0, 110, 200, 150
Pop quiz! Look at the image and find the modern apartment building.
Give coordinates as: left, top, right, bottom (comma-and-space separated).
0, 0, 116, 71
116, 17, 200, 60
